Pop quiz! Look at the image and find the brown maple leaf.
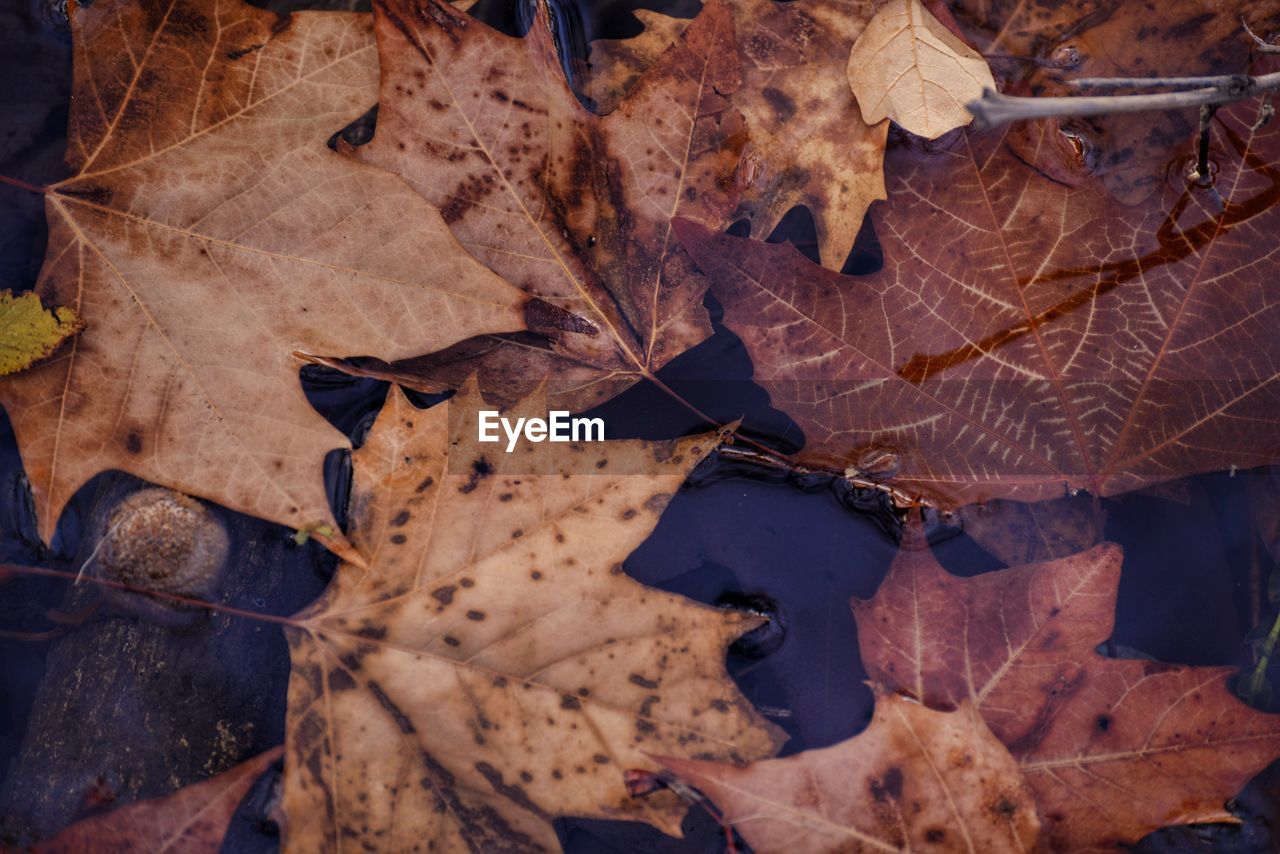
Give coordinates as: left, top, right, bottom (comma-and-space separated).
661, 691, 1042, 852
35, 747, 281, 853
854, 536, 1280, 849
325, 0, 746, 411
281, 382, 783, 850
584, 0, 889, 271
0, 0, 536, 556
675, 84, 1280, 505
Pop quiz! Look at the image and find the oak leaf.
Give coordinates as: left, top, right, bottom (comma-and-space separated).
35, 746, 282, 853
847, 0, 995, 140
582, 0, 888, 270
0, 0, 533, 555
661, 691, 1042, 852
854, 538, 1280, 849
336, 0, 746, 411
0, 290, 83, 377
675, 92, 1280, 505
281, 383, 783, 850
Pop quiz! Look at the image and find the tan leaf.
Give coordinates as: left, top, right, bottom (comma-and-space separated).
0, 0, 531, 555
661, 692, 1042, 853
343, 0, 746, 410
584, 0, 888, 270
35, 747, 282, 853
0, 290, 83, 377
854, 538, 1280, 849
847, 0, 994, 139
281, 383, 783, 851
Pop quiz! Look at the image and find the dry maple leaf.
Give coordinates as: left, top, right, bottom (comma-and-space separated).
853, 537, 1280, 849
583, 0, 889, 271
0, 0, 537, 555
661, 691, 1042, 852
34, 746, 282, 853
332, 0, 746, 411
847, 0, 995, 140
674, 87, 1280, 505
281, 382, 783, 851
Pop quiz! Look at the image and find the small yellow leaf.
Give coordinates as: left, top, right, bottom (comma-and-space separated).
0, 290, 83, 377
847, 0, 995, 139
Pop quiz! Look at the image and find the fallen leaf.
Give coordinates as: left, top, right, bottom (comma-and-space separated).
847, 0, 994, 140
0, 0, 533, 554
661, 691, 1042, 852
675, 87, 1280, 505
341, 0, 746, 411
0, 290, 83, 376
583, 0, 888, 270
281, 382, 783, 850
854, 537, 1280, 849
35, 746, 281, 853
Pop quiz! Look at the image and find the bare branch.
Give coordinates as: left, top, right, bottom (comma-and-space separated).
1067, 75, 1253, 92
966, 70, 1280, 129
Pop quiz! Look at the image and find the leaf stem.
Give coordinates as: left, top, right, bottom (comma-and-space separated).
0, 562, 300, 628
0, 174, 48, 195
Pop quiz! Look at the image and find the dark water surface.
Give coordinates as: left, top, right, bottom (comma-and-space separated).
0, 0, 1277, 851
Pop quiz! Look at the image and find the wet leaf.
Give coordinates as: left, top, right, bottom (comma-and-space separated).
35, 747, 281, 853
0, 289, 83, 377
847, 0, 994, 139
675, 85, 1280, 504
854, 536, 1280, 849
661, 692, 1042, 852
583, 0, 888, 270
281, 382, 783, 850
340, 0, 746, 410
0, 0, 531, 556
957, 494, 1103, 566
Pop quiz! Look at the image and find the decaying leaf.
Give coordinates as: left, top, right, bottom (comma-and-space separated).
675, 86, 1280, 505
0, 0, 533, 555
854, 537, 1280, 849
661, 691, 1042, 852
35, 746, 281, 853
340, 0, 745, 410
583, 0, 888, 270
847, 0, 994, 139
0, 289, 83, 376
282, 383, 783, 850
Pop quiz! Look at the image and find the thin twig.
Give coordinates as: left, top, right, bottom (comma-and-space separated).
967, 71, 1280, 128
1244, 18, 1280, 55
1068, 75, 1252, 91
1192, 103, 1220, 182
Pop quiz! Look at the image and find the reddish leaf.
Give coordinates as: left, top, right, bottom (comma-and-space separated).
854, 538, 1280, 848
35, 747, 281, 853
676, 87, 1280, 504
